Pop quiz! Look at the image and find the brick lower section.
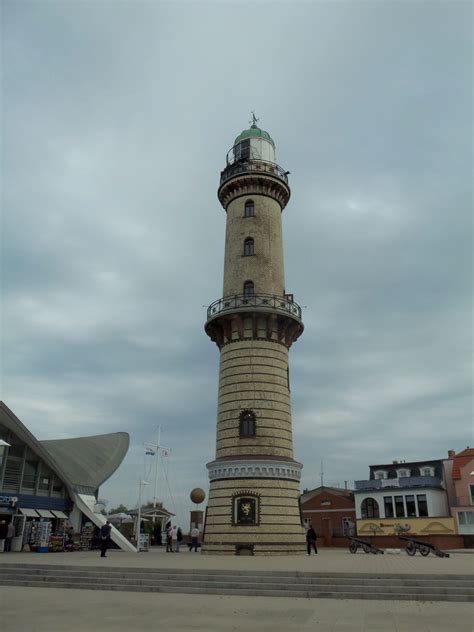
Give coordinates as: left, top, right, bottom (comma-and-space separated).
202, 476, 306, 555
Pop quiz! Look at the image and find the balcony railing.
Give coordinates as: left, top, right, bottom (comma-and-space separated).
220, 159, 289, 186
206, 293, 302, 321
354, 476, 444, 491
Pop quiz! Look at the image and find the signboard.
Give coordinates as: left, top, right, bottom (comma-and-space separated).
138, 533, 149, 552
38, 521, 52, 552
0, 496, 18, 507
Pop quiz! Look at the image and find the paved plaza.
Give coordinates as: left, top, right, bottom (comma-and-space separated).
1, 548, 472, 631
0, 545, 472, 574
2, 585, 472, 632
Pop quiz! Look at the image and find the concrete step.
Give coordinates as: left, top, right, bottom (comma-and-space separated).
1, 571, 472, 594
1, 576, 472, 598
1, 565, 472, 602
0, 578, 472, 602
1, 563, 472, 582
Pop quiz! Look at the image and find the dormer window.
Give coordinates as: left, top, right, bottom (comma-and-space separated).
420, 466, 434, 477
374, 470, 387, 480
397, 468, 411, 478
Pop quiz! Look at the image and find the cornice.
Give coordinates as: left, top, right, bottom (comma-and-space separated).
207, 458, 303, 482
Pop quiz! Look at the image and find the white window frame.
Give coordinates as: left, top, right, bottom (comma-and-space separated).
420, 466, 434, 477
396, 468, 411, 478
374, 470, 387, 480
458, 511, 474, 525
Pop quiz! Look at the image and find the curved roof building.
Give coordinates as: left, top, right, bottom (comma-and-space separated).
0, 401, 135, 552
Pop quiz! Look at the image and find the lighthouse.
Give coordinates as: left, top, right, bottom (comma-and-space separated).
203, 116, 305, 555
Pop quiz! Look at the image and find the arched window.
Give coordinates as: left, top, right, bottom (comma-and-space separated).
361, 497, 380, 519
243, 281, 254, 297
244, 200, 255, 217
374, 470, 387, 480
243, 238, 254, 256
239, 410, 256, 437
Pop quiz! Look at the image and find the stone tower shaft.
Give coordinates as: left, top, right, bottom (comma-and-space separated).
203, 123, 305, 555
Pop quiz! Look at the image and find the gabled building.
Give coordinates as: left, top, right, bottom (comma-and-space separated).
354, 458, 457, 543
444, 448, 474, 537
300, 486, 356, 547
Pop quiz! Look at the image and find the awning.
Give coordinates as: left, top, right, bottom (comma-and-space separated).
19, 508, 39, 517
36, 509, 55, 518
51, 510, 68, 519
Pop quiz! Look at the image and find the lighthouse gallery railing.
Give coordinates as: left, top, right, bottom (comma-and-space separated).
207, 293, 302, 321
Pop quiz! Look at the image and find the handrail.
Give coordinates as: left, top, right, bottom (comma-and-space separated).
220, 159, 289, 186
206, 293, 302, 321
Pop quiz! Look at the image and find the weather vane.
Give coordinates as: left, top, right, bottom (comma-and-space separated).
249, 111, 259, 127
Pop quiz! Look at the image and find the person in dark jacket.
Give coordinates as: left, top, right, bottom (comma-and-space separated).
0, 520, 8, 553
99, 521, 112, 558
306, 524, 318, 555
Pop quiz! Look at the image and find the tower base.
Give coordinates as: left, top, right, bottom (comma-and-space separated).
202, 475, 306, 556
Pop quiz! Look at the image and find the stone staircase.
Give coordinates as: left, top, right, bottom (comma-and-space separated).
0, 564, 472, 602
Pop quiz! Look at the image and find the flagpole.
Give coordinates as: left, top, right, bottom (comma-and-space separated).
153, 425, 161, 512
143, 432, 169, 530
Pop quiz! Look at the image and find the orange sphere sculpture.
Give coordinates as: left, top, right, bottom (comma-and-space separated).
190, 488, 206, 505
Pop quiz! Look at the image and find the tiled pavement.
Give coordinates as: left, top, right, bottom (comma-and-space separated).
1, 585, 473, 632
0, 545, 471, 574
1, 548, 472, 631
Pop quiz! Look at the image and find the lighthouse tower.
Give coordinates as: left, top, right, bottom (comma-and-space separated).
203, 116, 305, 555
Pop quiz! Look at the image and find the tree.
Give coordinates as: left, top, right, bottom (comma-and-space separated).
142, 500, 163, 510
108, 504, 129, 515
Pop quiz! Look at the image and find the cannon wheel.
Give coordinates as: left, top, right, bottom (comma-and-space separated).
420, 545, 431, 557
362, 544, 371, 553
349, 542, 358, 554
406, 542, 416, 556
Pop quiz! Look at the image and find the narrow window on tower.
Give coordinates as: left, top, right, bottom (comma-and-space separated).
243, 281, 254, 297
243, 238, 254, 256
244, 200, 255, 217
239, 410, 256, 437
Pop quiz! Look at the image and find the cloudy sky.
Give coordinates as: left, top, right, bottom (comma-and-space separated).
2, 1, 471, 526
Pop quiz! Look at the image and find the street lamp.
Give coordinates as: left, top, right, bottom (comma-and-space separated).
136, 480, 149, 550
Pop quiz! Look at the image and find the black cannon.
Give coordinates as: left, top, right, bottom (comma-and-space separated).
348, 536, 384, 554
398, 535, 450, 558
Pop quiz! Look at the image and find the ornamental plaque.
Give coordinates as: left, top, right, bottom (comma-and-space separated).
236, 497, 257, 525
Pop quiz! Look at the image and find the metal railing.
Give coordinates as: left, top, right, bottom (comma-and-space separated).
354, 476, 444, 491
206, 293, 302, 321
220, 159, 289, 186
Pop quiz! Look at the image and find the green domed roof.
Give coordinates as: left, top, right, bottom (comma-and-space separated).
234, 125, 274, 146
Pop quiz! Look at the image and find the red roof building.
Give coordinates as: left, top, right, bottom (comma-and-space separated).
445, 448, 474, 538
300, 486, 356, 547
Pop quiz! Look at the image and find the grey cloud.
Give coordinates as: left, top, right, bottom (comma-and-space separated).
2, 2, 471, 522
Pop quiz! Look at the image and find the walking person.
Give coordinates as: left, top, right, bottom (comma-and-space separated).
166, 524, 173, 552
0, 520, 8, 553
99, 520, 112, 558
306, 523, 318, 555
176, 527, 183, 552
5, 520, 15, 552
171, 525, 178, 552
189, 526, 200, 552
